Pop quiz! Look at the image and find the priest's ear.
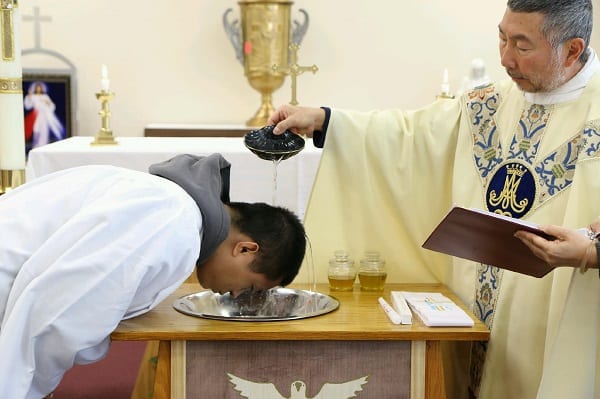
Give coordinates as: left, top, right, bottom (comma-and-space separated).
564, 37, 586, 67
234, 241, 259, 256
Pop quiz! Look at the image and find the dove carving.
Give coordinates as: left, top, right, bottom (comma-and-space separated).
227, 373, 369, 399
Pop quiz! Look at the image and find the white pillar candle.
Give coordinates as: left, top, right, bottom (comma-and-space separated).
0, 1, 26, 170
441, 68, 450, 94
101, 64, 110, 92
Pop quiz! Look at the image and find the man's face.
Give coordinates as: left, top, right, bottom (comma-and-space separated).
498, 9, 568, 93
196, 246, 282, 298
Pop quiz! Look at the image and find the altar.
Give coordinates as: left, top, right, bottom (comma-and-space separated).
112, 283, 489, 399
25, 136, 321, 219
144, 123, 253, 138
143, 123, 314, 138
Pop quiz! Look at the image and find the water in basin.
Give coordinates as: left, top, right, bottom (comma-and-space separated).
173, 287, 338, 321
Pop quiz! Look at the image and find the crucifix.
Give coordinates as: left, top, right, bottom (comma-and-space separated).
1, 0, 17, 61
272, 43, 318, 106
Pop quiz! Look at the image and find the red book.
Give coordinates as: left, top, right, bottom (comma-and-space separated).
422, 206, 555, 278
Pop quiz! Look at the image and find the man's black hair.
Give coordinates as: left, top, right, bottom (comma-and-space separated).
228, 202, 306, 286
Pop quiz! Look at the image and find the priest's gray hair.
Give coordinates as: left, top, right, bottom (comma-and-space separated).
507, 0, 593, 63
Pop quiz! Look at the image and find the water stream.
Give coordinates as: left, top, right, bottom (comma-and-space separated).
271, 158, 282, 206
272, 157, 318, 310
304, 236, 318, 313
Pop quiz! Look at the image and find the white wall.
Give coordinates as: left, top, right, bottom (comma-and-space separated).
19, 1, 600, 137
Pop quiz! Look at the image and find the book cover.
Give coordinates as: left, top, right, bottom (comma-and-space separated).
396, 291, 474, 327
422, 206, 555, 278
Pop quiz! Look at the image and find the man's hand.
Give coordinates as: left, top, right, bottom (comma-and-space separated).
267, 105, 325, 136
514, 224, 594, 268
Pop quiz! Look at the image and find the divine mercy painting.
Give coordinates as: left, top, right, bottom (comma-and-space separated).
22, 73, 72, 156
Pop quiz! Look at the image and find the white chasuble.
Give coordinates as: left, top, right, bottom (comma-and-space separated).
304, 72, 600, 399
0, 165, 201, 399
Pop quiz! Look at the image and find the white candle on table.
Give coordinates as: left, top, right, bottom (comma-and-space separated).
101, 64, 110, 92
0, 2, 26, 170
441, 68, 450, 94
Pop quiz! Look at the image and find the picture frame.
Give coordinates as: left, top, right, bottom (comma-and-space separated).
22, 72, 72, 155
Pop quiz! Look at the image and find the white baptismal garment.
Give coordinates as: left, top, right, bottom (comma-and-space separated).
0, 165, 202, 398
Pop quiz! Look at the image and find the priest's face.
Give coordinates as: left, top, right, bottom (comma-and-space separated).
196, 239, 282, 298
498, 9, 569, 93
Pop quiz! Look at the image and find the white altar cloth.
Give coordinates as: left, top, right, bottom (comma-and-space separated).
26, 136, 322, 219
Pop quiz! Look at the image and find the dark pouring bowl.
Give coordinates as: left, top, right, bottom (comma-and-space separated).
244, 125, 305, 161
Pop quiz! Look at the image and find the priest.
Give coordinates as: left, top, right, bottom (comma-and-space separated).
0, 153, 306, 398
268, 0, 599, 398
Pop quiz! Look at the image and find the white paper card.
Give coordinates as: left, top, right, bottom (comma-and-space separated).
396, 291, 474, 327
390, 291, 413, 324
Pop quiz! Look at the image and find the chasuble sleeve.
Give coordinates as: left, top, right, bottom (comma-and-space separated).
303, 98, 468, 284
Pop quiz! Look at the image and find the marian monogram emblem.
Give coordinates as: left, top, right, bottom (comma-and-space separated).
485, 161, 536, 218
466, 86, 600, 397
228, 373, 369, 399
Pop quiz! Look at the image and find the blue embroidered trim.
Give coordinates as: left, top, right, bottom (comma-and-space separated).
466, 87, 600, 397
536, 136, 583, 198
473, 264, 502, 325
507, 105, 549, 163
467, 87, 502, 181
581, 121, 600, 160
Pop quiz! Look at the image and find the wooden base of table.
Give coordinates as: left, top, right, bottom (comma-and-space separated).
146, 339, 445, 399
115, 283, 487, 399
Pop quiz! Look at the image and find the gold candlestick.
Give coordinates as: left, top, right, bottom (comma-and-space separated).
436, 92, 455, 100
0, 169, 25, 194
91, 90, 118, 145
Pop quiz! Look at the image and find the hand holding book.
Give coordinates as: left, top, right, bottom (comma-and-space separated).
423, 206, 600, 277
422, 206, 555, 277
514, 221, 600, 273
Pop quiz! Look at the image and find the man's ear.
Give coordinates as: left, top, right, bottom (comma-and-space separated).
564, 38, 585, 67
233, 241, 259, 256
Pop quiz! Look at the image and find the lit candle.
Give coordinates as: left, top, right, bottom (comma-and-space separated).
441, 68, 450, 95
0, 1, 26, 170
101, 64, 110, 92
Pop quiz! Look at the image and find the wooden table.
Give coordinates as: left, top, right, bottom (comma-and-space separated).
112, 283, 489, 399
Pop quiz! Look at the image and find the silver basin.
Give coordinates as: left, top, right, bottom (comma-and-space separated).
173, 287, 339, 321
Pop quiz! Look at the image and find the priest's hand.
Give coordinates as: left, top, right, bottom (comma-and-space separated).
514, 223, 598, 269
268, 105, 325, 136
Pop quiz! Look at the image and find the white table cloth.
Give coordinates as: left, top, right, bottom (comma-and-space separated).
26, 136, 322, 220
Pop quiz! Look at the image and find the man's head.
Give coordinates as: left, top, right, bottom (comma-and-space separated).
500, 0, 592, 92
196, 202, 306, 297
